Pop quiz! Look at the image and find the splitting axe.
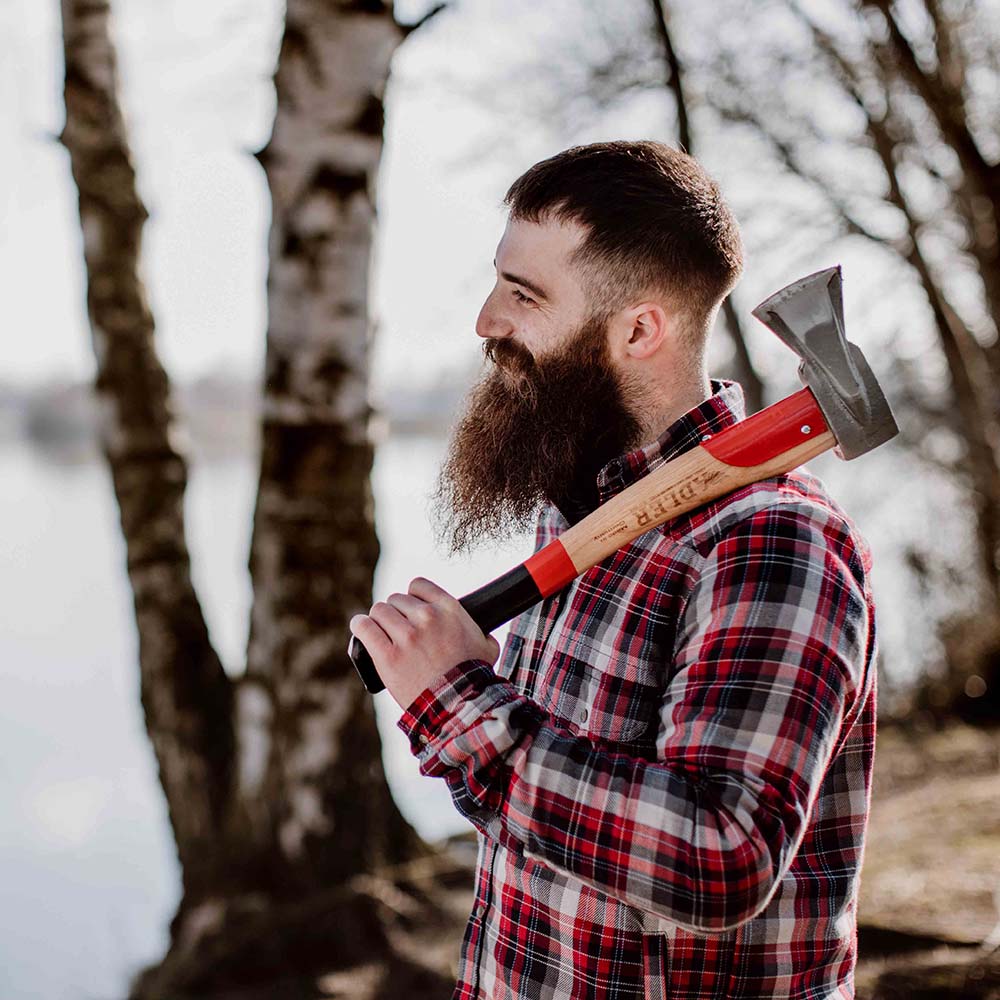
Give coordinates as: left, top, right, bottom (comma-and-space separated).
349, 265, 898, 694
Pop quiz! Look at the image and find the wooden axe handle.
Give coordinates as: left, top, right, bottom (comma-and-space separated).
351, 387, 835, 693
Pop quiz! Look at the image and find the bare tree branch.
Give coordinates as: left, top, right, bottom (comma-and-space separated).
648, 0, 691, 153
713, 102, 899, 249
648, 0, 765, 410
861, 0, 999, 190
787, 1, 1000, 381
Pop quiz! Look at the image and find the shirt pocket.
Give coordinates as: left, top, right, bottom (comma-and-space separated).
541, 647, 659, 745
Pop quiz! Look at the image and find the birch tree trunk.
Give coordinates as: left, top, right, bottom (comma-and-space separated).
60, 1, 458, 995
243, 0, 421, 890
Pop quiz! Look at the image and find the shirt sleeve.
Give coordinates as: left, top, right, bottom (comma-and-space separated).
397, 502, 872, 933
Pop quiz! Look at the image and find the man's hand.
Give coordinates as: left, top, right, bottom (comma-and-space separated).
349, 577, 501, 710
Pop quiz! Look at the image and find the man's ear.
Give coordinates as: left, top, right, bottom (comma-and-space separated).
611, 302, 670, 360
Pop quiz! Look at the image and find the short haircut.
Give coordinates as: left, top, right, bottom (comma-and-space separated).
504, 140, 743, 335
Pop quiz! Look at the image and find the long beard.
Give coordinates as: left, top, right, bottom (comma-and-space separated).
432, 314, 644, 554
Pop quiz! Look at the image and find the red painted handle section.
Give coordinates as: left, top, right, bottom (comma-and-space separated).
524, 539, 578, 597
701, 387, 828, 467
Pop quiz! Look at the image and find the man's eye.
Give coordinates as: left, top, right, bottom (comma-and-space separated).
512, 289, 535, 305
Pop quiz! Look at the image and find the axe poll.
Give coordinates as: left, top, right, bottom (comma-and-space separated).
349, 266, 898, 694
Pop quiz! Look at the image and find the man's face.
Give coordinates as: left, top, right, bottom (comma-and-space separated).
433, 216, 644, 553
474, 216, 594, 362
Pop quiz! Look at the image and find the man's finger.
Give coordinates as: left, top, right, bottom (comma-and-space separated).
369, 601, 415, 643
408, 577, 452, 601
385, 592, 431, 620
349, 614, 392, 656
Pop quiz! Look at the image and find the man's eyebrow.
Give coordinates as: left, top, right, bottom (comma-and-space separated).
493, 259, 549, 301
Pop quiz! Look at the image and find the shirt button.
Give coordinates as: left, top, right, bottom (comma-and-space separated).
579, 707, 589, 723
701, 433, 713, 441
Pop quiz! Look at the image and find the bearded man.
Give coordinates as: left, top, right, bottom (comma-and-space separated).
350, 141, 877, 1000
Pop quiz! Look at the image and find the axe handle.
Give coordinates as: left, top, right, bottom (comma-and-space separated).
350, 387, 835, 694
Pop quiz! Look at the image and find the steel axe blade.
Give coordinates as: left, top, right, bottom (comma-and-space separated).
752, 265, 898, 459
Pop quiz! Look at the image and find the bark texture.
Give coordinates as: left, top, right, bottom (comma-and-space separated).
59, 0, 236, 900
60, 0, 440, 994
243, 0, 422, 894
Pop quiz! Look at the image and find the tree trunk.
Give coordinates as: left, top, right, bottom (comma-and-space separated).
60, 1, 453, 995
243, 0, 423, 895
59, 0, 235, 902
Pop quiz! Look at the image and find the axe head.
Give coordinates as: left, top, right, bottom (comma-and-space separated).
752, 265, 898, 460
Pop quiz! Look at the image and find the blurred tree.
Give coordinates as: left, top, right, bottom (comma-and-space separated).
705, 0, 1000, 601
647, 0, 766, 413
59, 0, 453, 995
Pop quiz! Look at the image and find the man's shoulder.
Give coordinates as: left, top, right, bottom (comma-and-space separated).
659, 467, 872, 574
534, 467, 872, 579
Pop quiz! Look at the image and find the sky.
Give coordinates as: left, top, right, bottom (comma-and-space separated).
1, 0, 935, 396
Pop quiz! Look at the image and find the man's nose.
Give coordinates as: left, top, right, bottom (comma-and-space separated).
475, 287, 514, 340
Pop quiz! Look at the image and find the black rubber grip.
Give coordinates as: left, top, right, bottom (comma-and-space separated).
349, 563, 545, 694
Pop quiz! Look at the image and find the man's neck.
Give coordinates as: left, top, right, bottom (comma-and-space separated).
634, 375, 713, 448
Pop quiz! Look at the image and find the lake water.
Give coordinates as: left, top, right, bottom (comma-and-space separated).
0, 430, 954, 998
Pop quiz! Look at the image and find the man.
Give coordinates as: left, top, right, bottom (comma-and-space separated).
350, 141, 877, 999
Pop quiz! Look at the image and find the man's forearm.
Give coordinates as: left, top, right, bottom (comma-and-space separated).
399, 659, 843, 933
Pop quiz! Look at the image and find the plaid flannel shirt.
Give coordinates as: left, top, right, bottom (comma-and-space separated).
399, 379, 878, 1000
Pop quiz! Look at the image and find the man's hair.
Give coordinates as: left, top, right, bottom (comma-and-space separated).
504, 140, 743, 337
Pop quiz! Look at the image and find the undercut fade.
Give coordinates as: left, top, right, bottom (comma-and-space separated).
504, 140, 743, 336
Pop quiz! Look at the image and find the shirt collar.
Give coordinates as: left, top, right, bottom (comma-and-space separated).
595, 378, 746, 507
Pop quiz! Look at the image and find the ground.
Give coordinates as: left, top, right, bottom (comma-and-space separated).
169, 719, 999, 998
855, 720, 1000, 998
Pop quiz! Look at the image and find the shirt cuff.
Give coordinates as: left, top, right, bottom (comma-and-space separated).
397, 659, 511, 755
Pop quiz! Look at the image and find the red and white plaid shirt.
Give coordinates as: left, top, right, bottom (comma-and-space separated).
399, 380, 878, 999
